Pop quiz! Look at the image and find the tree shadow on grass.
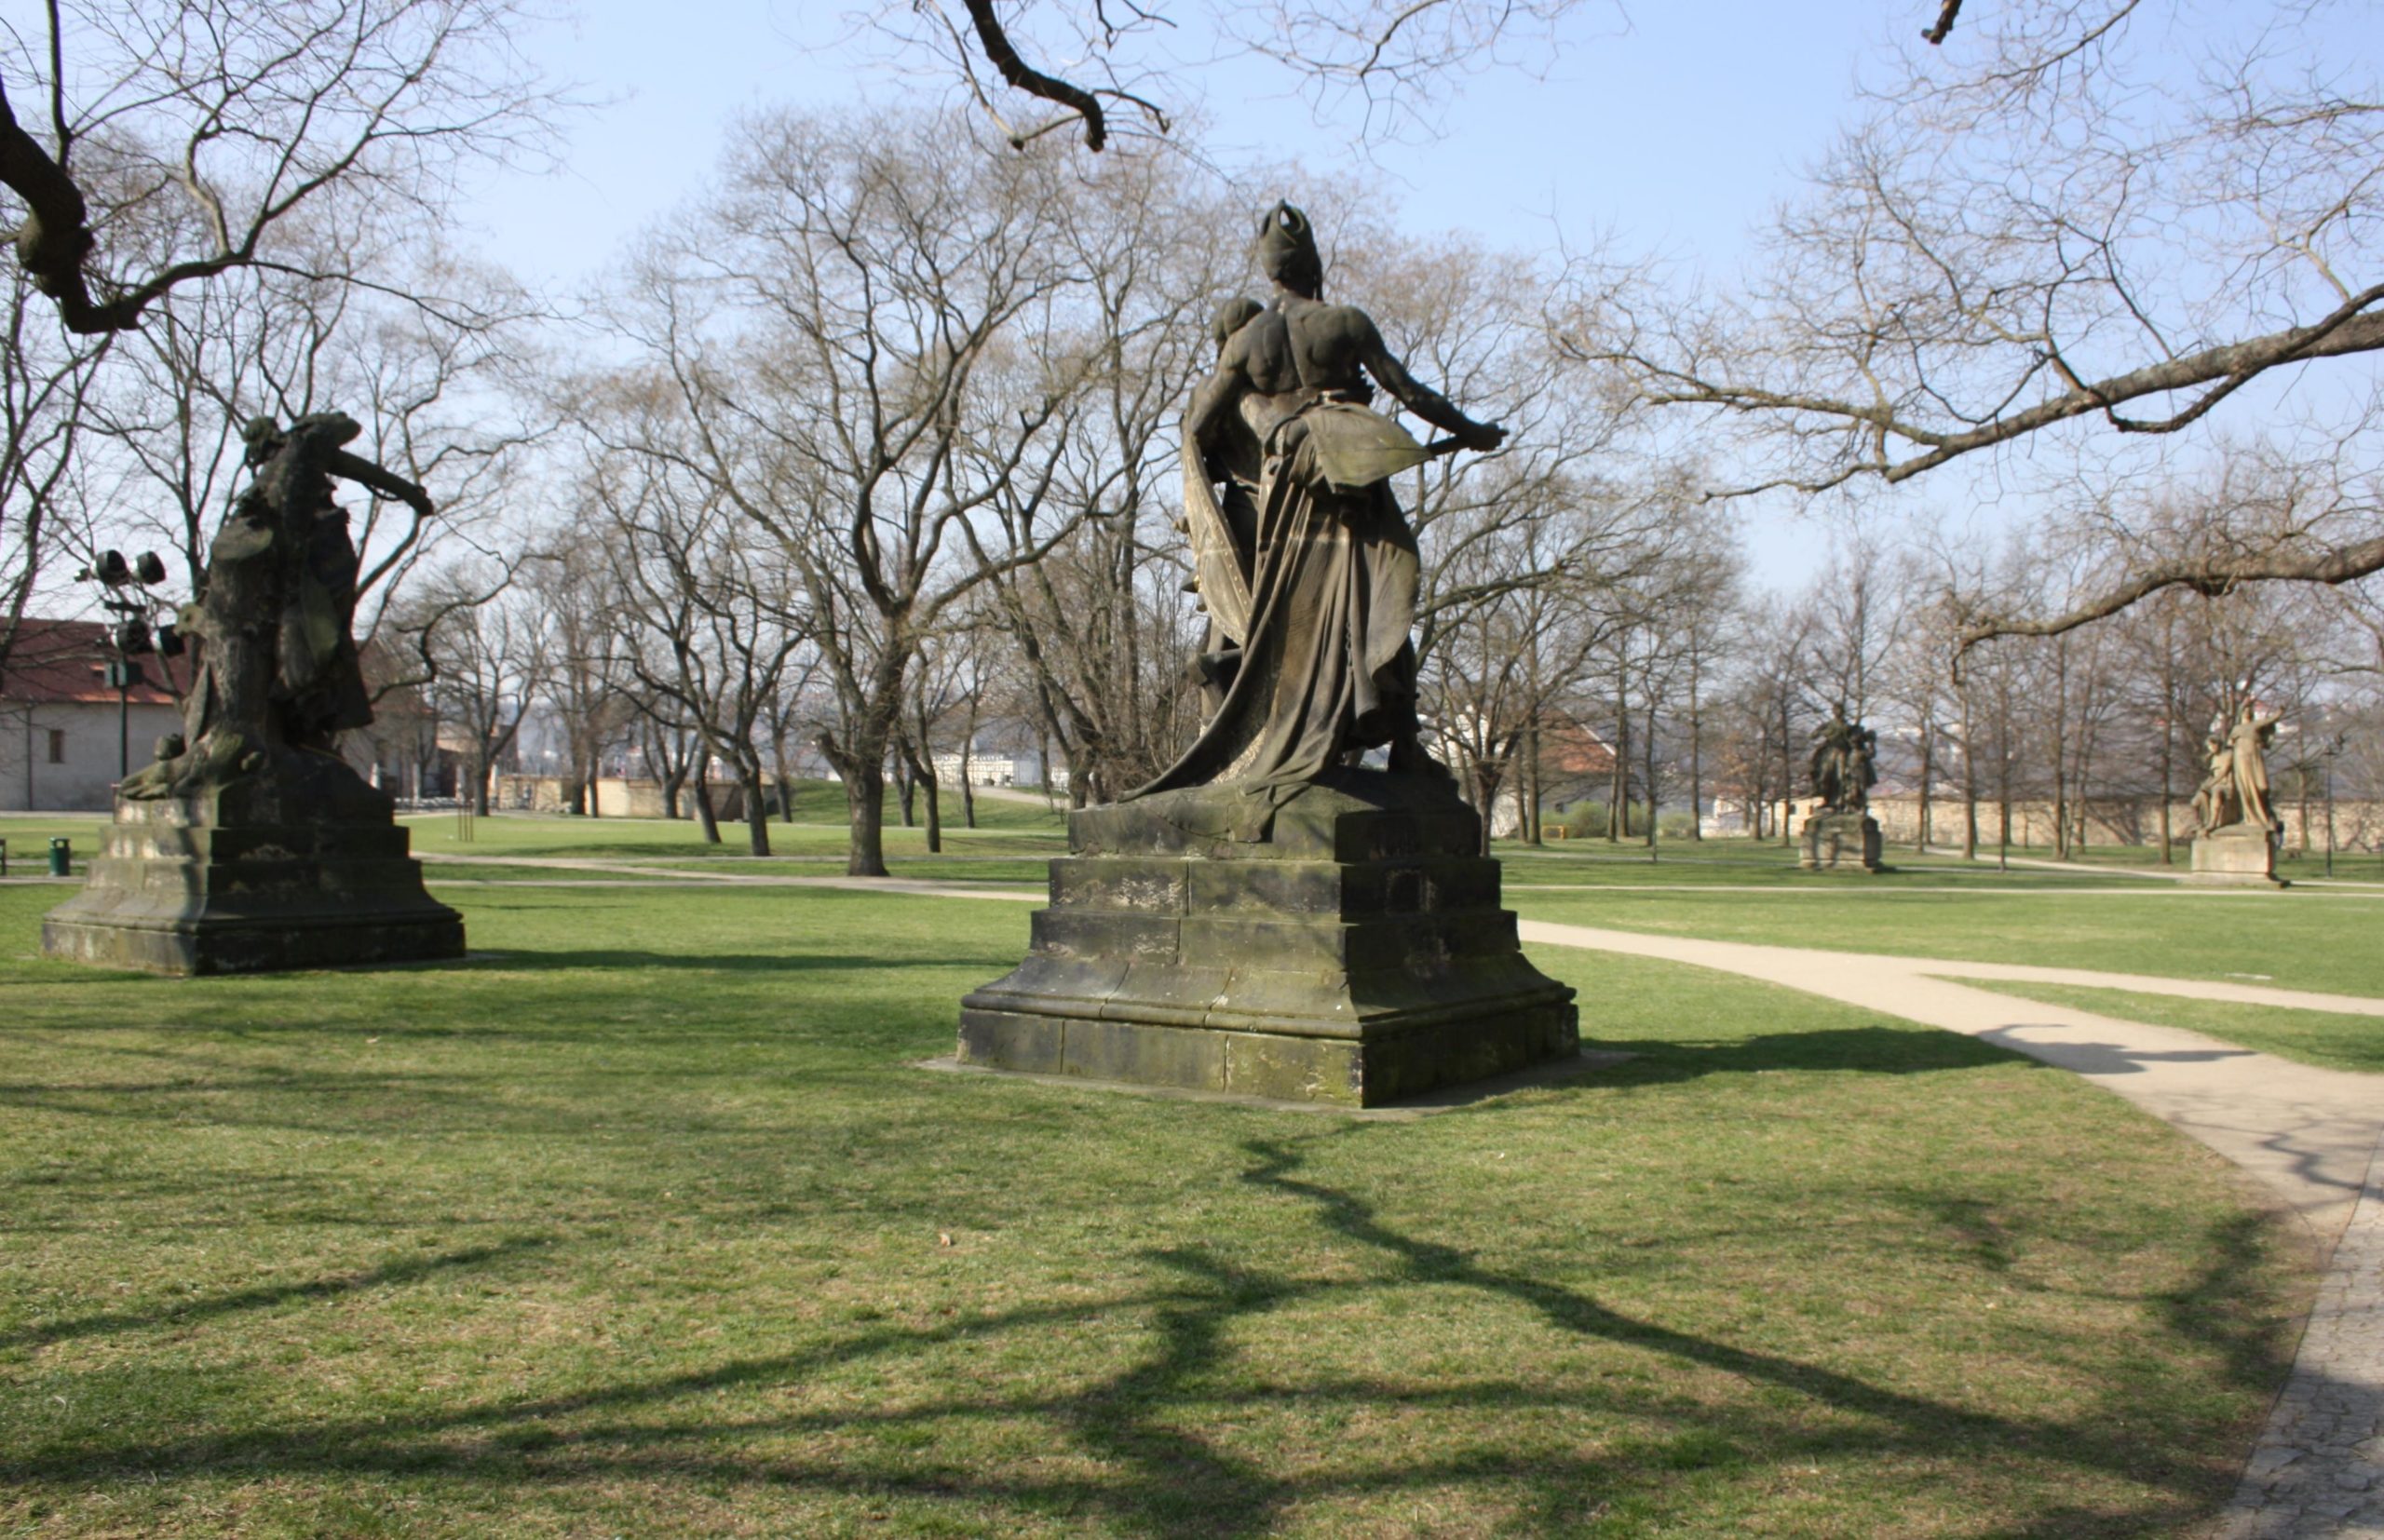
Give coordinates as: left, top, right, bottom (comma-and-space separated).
1582, 1022, 2021, 1084
0, 1138, 2288, 1537
451, 950, 905, 974
0, 1236, 554, 1351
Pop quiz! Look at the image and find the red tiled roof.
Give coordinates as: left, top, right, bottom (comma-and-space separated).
1540, 713, 1617, 776
1, 618, 191, 706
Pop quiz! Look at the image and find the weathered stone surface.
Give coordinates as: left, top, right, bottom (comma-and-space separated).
959, 772, 1579, 1107
2192, 825, 2288, 887
1799, 811, 1884, 872
41, 789, 463, 976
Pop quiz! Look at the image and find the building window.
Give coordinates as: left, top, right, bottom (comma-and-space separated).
47, 728, 65, 765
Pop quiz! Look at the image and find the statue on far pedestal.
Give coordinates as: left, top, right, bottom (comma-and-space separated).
1800, 707, 1885, 871
959, 201, 1579, 1107
2189, 702, 2288, 887
43, 412, 466, 973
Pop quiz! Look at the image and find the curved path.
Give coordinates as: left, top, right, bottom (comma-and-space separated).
1516, 919, 2384, 1539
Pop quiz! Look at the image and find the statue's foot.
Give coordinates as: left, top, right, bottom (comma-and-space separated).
1387, 733, 1455, 782
119, 732, 264, 800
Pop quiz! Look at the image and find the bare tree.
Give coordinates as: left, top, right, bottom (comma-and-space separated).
0, 263, 103, 675
596, 112, 1116, 874
0, 0, 562, 336
402, 561, 548, 815
589, 446, 812, 857
868, 1, 1615, 154
1561, 0, 2384, 630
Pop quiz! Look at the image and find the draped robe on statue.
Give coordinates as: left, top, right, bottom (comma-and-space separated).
1132, 392, 1432, 837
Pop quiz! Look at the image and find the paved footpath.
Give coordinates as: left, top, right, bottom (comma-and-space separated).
1516, 919, 2384, 1539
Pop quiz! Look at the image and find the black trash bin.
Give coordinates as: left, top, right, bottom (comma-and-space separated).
47, 837, 70, 877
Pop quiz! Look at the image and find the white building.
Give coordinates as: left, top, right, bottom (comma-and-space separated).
931, 746, 1064, 791
0, 620, 187, 811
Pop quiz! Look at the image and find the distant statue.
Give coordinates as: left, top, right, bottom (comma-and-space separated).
2190, 734, 2238, 831
1808, 708, 1876, 813
1134, 201, 1505, 819
122, 412, 432, 799
2226, 703, 2285, 835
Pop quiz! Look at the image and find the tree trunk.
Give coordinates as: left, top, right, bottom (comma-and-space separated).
1643, 695, 1659, 854
741, 766, 772, 857
693, 768, 723, 845
1688, 696, 1703, 842
1473, 761, 1502, 858
898, 741, 943, 856
1607, 692, 1630, 843
1523, 718, 1543, 845
959, 734, 978, 830
1916, 723, 1933, 852
662, 766, 686, 820
845, 767, 888, 876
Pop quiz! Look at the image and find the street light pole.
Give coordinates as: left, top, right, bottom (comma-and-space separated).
79, 548, 177, 788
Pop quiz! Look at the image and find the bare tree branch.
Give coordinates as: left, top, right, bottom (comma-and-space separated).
1963, 535, 2384, 649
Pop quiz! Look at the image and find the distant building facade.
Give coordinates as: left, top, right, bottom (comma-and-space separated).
0, 620, 187, 811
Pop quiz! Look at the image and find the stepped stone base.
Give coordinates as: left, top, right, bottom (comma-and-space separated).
41, 763, 464, 976
1800, 812, 1884, 872
958, 770, 1578, 1107
2190, 826, 2287, 887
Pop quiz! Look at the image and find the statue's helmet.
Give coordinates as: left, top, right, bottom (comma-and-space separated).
1211, 295, 1263, 350
1255, 202, 1322, 296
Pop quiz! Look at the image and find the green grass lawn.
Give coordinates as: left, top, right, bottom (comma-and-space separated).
0, 879, 2307, 1537
1954, 979, 2384, 1075
1506, 885, 2384, 999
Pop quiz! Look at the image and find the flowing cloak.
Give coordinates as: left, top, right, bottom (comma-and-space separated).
1131, 399, 1430, 836
2229, 714, 2279, 830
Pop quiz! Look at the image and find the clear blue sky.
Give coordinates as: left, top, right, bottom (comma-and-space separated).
466, 2, 1961, 585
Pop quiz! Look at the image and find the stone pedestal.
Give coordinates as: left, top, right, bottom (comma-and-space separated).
1799, 811, 1884, 872
42, 757, 464, 975
958, 771, 1578, 1107
2189, 825, 2286, 887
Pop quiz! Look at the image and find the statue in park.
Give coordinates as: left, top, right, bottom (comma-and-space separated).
2186, 701, 2288, 886
2192, 703, 2284, 836
42, 410, 464, 974
1799, 707, 1884, 871
121, 412, 431, 800
2227, 702, 2285, 834
2191, 733, 2237, 831
1808, 708, 1877, 813
1135, 201, 1506, 822
960, 201, 1576, 1107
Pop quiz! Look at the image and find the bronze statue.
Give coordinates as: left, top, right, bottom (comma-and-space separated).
123, 412, 432, 799
1808, 708, 1876, 813
1136, 202, 1504, 814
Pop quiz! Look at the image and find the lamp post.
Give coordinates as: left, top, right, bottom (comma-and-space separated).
77, 549, 179, 781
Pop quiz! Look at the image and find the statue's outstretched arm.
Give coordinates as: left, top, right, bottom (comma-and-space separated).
326, 449, 435, 520
1352, 314, 1503, 451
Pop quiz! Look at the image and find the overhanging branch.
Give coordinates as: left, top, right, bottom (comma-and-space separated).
1960, 534, 2384, 650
